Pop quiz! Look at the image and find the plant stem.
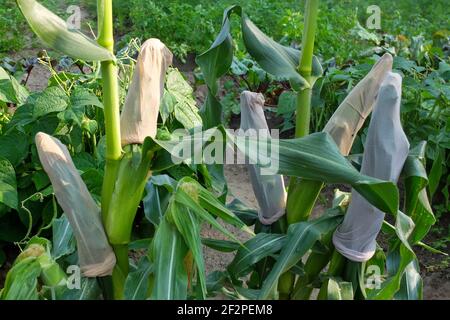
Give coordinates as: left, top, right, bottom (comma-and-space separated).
279, 0, 321, 298
298, 0, 319, 79
97, 0, 122, 221
111, 245, 128, 300
97, 0, 123, 299
286, 0, 322, 225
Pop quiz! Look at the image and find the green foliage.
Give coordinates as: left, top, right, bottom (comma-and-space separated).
1, 0, 448, 301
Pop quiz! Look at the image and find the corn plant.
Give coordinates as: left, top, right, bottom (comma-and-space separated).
1, 0, 441, 301
196, 1, 443, 300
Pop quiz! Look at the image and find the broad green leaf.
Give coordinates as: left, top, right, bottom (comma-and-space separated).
16, 0, 115, 61
152, 128, 399, 215
276, 91, 297, 116
143, 174, 177, 226
165, 68, 202, 130
60, 277, 102, 300
169, 201, 207, 299
70, 88, 103, 109
166, 67, 194, 97
0, 67, 29, 104
241, 12, 322, 90
370, 244, 415, 300
0, 157, 18, 210
143, 180, 170, 226
160, 90, 175, 124
402, 143, 436, 243
201, 238, 240, 253
199, 163, 228, 199
395, 258, 423, 300
174, 187, 246, 244
51, 215, 76, 260
196, 5, 322, 128
196, 180, 252, 234
228, 233, 286, 278
124, 256, 153, 300
370, 211, 417, 300
206, 271, 227, 294
258, 210, 343, 299
31, 114, 60, 137
0, 132, 29, 166
174, 100, 203, 130
4, 103, 34, 134
201, 92, 224, 130
428, 148, 443, 199
196, 6, 235, 95
323, 278, 354, 300
151, 217, 188, 300
234, 133, 399, 214
0, 257, 41, 300
128, 239, 152, 251
226, 198, 258, 226
33, 86, 69, 119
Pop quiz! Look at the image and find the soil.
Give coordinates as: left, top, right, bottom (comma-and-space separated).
2, 50, 448, 300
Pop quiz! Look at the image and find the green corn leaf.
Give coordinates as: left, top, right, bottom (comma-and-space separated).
233, 133, 399, 214
368, 144, 435, 300
428, 149, 444, 200
124, 256, 153, 300
143, 176, 174, 226
402, 142, 436, 244
174, 188, 245, 244
258, 210, 343, 299
196, 6, 235, 95
169, 200, 207, 299
151, 217, 188, 300
175, 177, 253, 237
395, 258, 423, 300
382, 220, 446, 255
321, 278, 354, 300
369, 210, 417, 300
228, 233, 286, 278
61, 277, 102, 300
129, 238, 153, 250
196, 5, 322, 127
0, 257, 41, 300
152, 128, 399, 215
241, 12, 323, 91
16, 0, 115, 61
197, 184, 253, 235
226, 198, 258, 226
369, 243, 415, 300
201, 238, 240, 253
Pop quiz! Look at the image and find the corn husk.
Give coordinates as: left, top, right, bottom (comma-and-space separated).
332, 72, 410, 262
35, 132, 116, 277
240, 91, 287, 225
120, 38, 173, 146
323, 53, 393, 155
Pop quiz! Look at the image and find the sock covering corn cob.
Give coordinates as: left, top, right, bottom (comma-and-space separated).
333, 72, 410, 261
